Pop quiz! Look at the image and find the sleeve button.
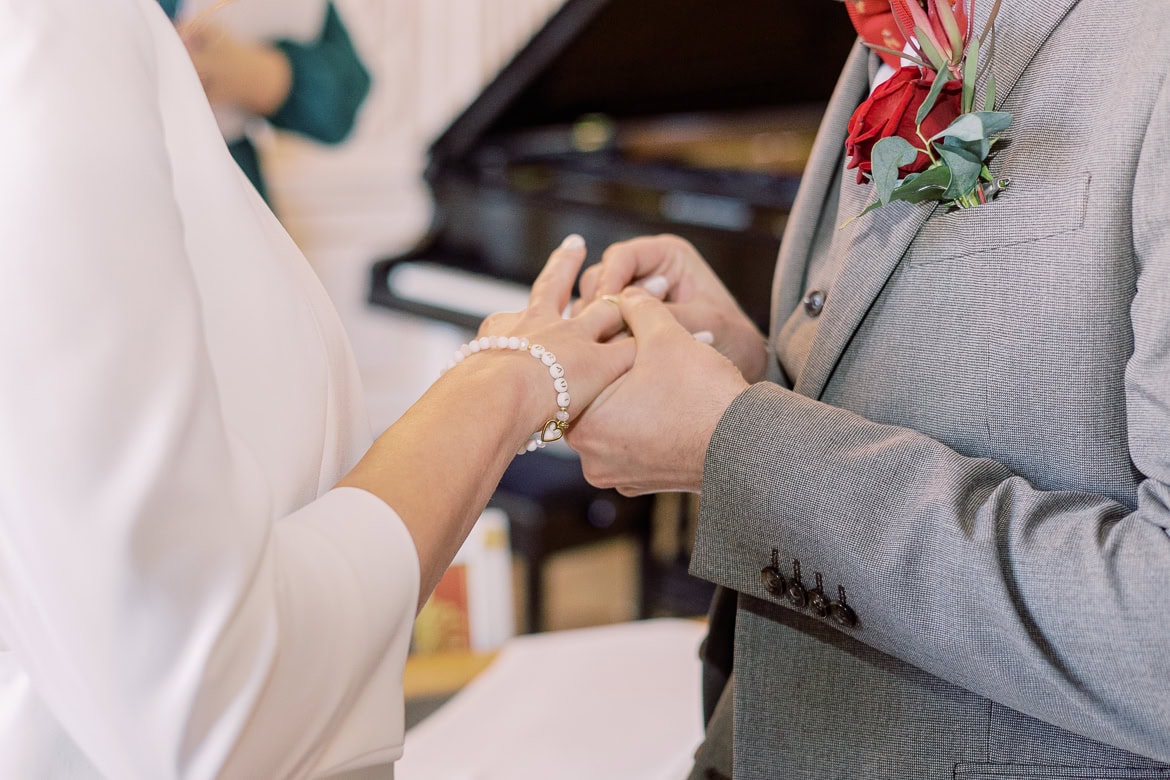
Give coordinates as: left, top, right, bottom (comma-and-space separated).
785, 559, 808, 608
785, 581, 808, 609
829, 584, 857, 627
830, 600, 858, 628
760, 566, 786, 597
807, 572, 830, 617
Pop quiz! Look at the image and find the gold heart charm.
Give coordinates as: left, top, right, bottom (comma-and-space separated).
541, 420, 564, 443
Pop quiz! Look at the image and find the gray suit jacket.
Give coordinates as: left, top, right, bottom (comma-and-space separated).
691, 1, 1170, 777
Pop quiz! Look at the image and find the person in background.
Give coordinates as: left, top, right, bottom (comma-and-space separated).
158, 0, 370, 204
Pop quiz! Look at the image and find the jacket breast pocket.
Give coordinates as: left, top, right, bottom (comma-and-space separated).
955, 764, 1170, 780
907, 172, 1092, 267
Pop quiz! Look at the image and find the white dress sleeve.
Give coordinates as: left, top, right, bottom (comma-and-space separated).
0, 1, 418, 778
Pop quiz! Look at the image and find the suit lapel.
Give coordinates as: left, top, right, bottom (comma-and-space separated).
770, 42, 872, 343
975, 0, 1085, 113
793, 0, 1084, 400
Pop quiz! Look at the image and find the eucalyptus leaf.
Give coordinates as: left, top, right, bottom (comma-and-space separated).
889, 164, 952, 204
938, 134, 990, 165
938, 146, 982, 199
871, 136, 921, 204
973, 110, 1012, 136
931, 113, 985, 143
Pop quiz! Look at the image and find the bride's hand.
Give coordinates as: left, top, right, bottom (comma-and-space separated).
471, 236, 634, 442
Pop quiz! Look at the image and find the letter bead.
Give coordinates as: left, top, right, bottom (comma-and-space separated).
445, 335, 572, 458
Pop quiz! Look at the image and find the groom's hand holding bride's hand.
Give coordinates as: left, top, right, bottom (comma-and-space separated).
576, 234, 768, 383
566, 286, 749, 496
476, 235, 636, 434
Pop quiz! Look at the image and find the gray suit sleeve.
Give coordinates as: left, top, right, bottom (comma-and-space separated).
691, 80, 1170, 760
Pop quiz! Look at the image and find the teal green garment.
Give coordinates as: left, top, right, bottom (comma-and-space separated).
159, 1, 371, 202
227, 137, 267, 203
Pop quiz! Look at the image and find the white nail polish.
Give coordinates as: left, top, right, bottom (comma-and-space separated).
560, 234, 585, 250
641, 275, 669, 297
692, 330, 715, 344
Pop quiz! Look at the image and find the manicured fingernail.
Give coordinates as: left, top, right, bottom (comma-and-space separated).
560, 234, 585, 250
692, 330, 715, 344
640, 275, 669, 297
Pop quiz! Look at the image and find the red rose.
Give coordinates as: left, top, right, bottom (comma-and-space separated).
845, 65, 963, 184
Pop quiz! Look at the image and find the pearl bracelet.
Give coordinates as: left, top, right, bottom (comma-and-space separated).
440, 335, 571, 456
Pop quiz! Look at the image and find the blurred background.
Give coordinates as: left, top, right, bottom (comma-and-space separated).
167, 0, 861, 769
179, 0, 857, 650
259, 0, 651, 638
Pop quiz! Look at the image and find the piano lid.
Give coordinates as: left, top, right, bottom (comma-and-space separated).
426, 0, 859, 179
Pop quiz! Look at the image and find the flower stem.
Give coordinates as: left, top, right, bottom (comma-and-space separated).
916, 126, 937, 162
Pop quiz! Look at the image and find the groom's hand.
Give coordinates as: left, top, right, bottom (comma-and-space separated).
576, 234, 768, 383
567, 287, 748, 496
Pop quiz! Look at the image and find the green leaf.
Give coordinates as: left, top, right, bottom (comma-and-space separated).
916, 69, 952, 126
889, 164, 952, 204
837, 199, 884, 229
938, 134, 990, 165
871, 136, 921, 204
972, 110, 1012, 136
935, 0, 965, 65
863, 42, 932, 70
985, 72, 997, 110
978, 0, 1004, 48
931, 113, 985, 143
962, 37, 980, 113
938, 146, 983, 199
915, 26, 949, 72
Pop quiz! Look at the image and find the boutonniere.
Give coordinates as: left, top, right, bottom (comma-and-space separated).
844, 0, 1011, 223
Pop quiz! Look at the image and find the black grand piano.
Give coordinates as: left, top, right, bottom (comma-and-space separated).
369, 0, 858, 629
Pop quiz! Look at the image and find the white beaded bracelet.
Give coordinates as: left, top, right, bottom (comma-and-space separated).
440, 335, 571, 456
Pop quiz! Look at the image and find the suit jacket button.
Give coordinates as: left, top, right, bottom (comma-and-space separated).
830, 600, 858, 628
802, 289, 826, 316
760, 566, 786, 597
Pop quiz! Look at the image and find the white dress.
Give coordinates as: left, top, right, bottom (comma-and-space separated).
0, 0, 419, 777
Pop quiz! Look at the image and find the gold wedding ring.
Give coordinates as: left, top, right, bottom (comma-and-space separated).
598, 294, 629, 338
